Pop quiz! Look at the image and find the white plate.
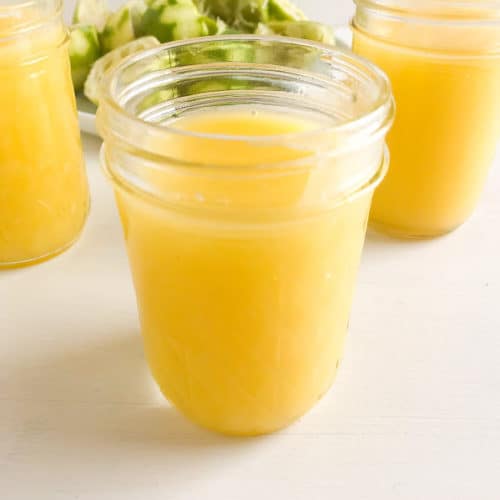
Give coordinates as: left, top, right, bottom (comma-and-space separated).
77, 94, 97, 136
77, 28, 353, 137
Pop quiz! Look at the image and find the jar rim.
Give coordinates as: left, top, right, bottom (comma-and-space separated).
0, 0, 36, 8
354, 0, 500, 23
0, 0, 61, 38
98, 34, 394, 165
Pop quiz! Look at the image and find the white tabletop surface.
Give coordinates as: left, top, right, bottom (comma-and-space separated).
2, 2, 500, 499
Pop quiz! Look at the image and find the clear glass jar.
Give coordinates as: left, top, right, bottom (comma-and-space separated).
0, 0, 89, 267
353, 0, 500, 238
97, 35, 394, 435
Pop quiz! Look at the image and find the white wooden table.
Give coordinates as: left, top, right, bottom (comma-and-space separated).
2, 127, 500, 500
2, 2, 500, 498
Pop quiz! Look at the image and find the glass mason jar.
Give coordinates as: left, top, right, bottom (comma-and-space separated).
0, 0, 89, 267
97, 36, 394, 435
353, 1, 500, 238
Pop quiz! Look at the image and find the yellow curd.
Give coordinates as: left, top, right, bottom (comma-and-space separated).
112, 109, 375, 435
353, 1, 500, 237
0, 2, 89, 266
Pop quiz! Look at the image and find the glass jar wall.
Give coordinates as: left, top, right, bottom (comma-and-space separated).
98, 36, 394, 435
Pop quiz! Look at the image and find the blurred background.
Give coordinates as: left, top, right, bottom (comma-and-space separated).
63, 0, 355, 29
294, 0, 353, 26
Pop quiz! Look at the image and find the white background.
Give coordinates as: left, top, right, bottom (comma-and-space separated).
3, 1, 500, 499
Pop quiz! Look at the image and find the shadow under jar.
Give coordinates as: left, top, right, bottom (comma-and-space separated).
97, 35, 394, 435
0, 0, 89, 267
353, 0, 500, 238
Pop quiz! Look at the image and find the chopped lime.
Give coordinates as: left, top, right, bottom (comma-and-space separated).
84, 36, 160, 105
72, 0, 110, 32
69, 25, 101, 92
100, 5, 136, 53
125, 0, 149, 33
193, 0, 238, 25
236, 0, 269, 31
267, 0, 306, 22
194, 0, 268, 32
140, 0, 210, 42
264, 21, 335, 44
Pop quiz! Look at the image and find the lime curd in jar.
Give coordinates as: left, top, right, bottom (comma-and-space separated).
0, 0, 89, 267
98, 36, 394, 435
353, 0, 500, 237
